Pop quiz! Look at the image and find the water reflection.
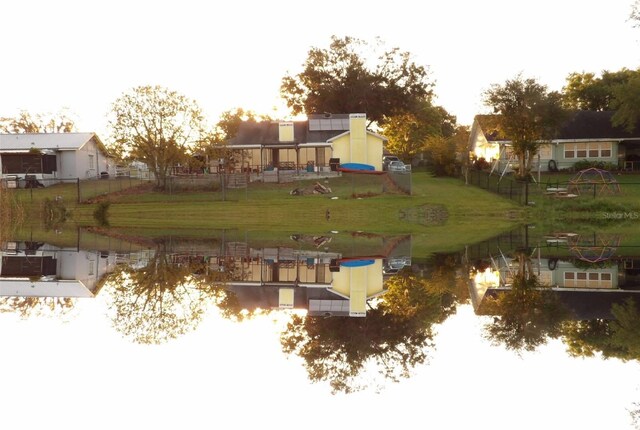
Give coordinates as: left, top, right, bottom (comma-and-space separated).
0, 239, 118, 318
4, 227, 640, 398
469, 228, 640, 359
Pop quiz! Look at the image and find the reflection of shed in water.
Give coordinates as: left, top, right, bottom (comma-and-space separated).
0, 241, 118, 298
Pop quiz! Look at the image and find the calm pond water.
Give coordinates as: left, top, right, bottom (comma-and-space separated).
2, 227, 640, 429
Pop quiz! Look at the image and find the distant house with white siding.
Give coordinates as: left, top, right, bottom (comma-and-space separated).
0, 132, 114, 185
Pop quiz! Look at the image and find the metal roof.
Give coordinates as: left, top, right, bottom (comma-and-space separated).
0, 132, 104, 151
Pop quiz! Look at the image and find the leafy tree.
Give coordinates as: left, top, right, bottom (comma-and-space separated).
422, 125, 470, 176
563, 298, 640, 361
280, 271, 456, 394
632, 0, 640, 26
563, 69, 639, 111
108, 85, 208, 190
0, 109, 76, 133
483, 75, 565, 180
0, 296, 76, 319
382, 102, 455, 162
483, 250, 569, 352
611, 73, 640, 133
106, 246, 217, 344
281, 36, 433, 125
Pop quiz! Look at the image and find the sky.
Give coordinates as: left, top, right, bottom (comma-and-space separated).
1, 0, 638, 137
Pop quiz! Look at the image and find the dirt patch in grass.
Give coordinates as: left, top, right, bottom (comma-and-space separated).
84, 183, 155, 204
399, 204, 449, 226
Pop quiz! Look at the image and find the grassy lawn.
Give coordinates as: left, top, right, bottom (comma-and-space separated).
524, 171, 640, 230
9, 171, 640, 256
8, 172, 524, 255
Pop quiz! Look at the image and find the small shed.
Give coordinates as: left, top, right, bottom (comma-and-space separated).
567, 167, 621, 196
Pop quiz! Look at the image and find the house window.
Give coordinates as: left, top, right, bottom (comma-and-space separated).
565, 147, 575, 159
88, 155, 95, 170
564, 271, 613, 288
564, 142, 613, 159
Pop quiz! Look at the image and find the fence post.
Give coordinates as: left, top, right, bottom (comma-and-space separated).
77, 178, 80, 203
524, 181, 529, 205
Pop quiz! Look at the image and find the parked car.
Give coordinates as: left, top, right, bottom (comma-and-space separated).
387, 160, 411, 172
383, 257, 412, 275
382, 155, 400, 171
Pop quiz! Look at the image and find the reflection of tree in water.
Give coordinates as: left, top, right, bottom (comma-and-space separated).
561, 298, 640, 428
482, 250, 569, 353
107, 248, 251, 345
0, 296, 76, 319
280, 270, 457, 394
564, 298, 640, 361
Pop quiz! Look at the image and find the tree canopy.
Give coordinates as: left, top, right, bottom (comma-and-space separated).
280, 270, 457, 394
562, 68, 640, 132
482, 251, 569, 352
108, 85, 208, 190
483, 75, 565, 180
381, 102, 456, 162
281, 36, 433, 125
0, 109, 76, 133
562, 69, 639, 111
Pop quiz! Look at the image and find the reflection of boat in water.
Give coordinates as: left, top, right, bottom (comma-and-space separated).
338, 163, 385, 175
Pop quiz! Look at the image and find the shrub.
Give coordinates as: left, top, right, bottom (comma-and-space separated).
93, 201, 111, 227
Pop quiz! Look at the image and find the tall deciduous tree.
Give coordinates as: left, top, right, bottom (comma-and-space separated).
281, 36, 433, 125
611, 73, 640, 132
0, 109, 76, 133
280, 271, 456, 394
483, 251, 569, 352
382, 102, 455, 162
563, 69, 638, 111
483, 75, 565, 180
106, 246, 216, 345
108, 85, 207, 190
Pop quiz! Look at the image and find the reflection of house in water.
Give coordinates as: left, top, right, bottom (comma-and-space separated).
217, 240, 409, 317
470, 254, 640, 319
0, 241, 149, 298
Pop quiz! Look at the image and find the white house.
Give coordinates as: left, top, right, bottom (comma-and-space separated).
0, 132, 114, 185
0, 241, 118, 298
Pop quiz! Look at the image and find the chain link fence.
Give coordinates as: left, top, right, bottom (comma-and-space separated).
465, 169, 528, 205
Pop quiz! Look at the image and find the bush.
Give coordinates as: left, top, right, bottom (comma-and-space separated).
473, 157, 490, 171
572, 159, 619, 172
93, 201, 111, 227
43, 197, 68, 231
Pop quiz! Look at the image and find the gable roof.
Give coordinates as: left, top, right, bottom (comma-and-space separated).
474, 111, 640, 143
556, 111, 640, 140
228, 113, 386, 146
228, 120, 343, 146
0, 132, 107, 153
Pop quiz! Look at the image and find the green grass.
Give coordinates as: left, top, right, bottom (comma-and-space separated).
525, 172, 640, 230
9, 171, 640, 256
8, 172, 524, 255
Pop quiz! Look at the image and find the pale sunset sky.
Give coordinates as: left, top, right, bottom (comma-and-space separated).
1, 0, 638, 138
